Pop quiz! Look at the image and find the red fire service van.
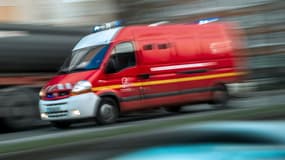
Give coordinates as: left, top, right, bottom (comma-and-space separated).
39, 19, 245, 128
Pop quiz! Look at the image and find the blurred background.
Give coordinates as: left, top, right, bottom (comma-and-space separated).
0, 0, 285, 159
1, 0, 284, 89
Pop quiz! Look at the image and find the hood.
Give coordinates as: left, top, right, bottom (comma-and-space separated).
41, 70, 98, 100
45, 70, 98, 89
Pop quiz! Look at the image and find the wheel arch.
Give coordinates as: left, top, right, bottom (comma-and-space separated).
210, 82, 230, 109
212, 82, 228, 91
97, 91, 121, 112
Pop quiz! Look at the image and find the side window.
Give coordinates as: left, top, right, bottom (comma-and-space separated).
140, 41, 172, 65
158, 43, 170, 49
143, 44, 154, 50
106, 42, 136, 74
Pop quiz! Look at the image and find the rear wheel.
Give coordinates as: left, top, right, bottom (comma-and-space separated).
51, 121, 71, 129
212, 85, 230, 109
96, 97, 119, 125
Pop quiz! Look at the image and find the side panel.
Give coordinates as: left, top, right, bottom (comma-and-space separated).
199, 24, 240, 88
163, 34, 212, 104
96, 67, 142, 112
135, 39, 180, 108
92, 24, 242, 112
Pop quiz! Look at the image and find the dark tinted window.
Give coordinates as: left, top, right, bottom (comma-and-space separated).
158, 43, 170, 49
106, 42, 136, 73
143, 44, 153, 50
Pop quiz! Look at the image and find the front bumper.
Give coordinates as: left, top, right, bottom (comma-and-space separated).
39, 92, 100, 121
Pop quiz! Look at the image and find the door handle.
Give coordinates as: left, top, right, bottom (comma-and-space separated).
137, 74, 150, 79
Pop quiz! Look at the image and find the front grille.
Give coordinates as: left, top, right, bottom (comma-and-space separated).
45, 102, 67, 106
46, 110, 68, 118
59, 91, 70, 96
47, 93, 54, 98
47, 110, 67, 114
46, 90, 71, 99
48, 114, 67, 118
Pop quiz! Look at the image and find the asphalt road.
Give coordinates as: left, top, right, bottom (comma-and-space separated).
0, 90, 285, 144
2, 121, 285, 160
0, 91, 285, 160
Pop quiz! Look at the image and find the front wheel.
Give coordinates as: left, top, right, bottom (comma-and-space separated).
96, 97, 119, 125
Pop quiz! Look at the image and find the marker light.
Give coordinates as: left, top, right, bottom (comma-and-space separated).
198, 17, 219, 25
93, 20, 123, 32
71, 80, 92, 95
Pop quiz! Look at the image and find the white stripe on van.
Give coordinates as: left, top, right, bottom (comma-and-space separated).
150, 62, 216, 71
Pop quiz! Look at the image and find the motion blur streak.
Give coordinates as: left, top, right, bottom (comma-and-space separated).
0, 0, 284, 160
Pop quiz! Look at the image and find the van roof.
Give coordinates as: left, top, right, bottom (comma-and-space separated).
72, 27, 123, 51
73, 22, 230, 51
113, 23, 229, 41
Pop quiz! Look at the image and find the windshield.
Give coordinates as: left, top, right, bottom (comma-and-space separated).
59, 45, 109, 73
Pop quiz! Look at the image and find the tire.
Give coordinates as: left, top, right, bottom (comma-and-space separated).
96, 97, 119, 125
211, 85, 230, 109
51, 121, 71, 129
164, 106, 182, 113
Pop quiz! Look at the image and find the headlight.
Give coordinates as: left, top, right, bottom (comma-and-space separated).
71, 80, 92, 95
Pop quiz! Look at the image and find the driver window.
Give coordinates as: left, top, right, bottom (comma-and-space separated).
106, 42, 136, 73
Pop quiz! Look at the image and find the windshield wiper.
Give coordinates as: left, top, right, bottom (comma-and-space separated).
58, 68, 70, 74
60, 67, 86, 73
69, 68, 88, 72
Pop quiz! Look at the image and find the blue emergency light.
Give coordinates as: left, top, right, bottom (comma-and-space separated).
197, 17, 219, 24
93, 20, 123, 32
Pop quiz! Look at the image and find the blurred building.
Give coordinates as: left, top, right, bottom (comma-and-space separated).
0, 0, 119, 26
0, 0, 284, 89
117, 0, 285, 89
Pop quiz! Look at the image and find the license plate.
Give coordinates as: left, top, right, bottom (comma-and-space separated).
46, 107, 60, 112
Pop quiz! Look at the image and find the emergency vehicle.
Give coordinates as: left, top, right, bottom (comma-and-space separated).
39, 20, 244, 128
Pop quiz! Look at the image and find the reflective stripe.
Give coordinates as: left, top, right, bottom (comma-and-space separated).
150, 62, 216, 71
92, 72, 245, 91
92, 84, 122, 91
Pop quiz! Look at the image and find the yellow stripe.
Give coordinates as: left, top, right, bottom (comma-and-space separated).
92, 84, 122, 91
92, 72, 245, 91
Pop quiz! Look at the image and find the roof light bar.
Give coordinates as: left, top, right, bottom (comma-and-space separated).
149, 21, 169, 27
93, 20, 123, 32
197, 17, 219, 25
